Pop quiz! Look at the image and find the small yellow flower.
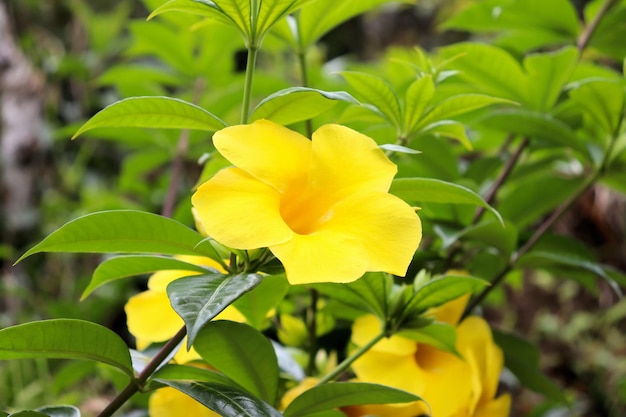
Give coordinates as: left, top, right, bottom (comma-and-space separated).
349, 295, 510, 417
192, 120, 422, 285
124, 255, 246, 362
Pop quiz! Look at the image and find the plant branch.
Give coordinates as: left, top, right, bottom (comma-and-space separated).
241, 47, 258, 124
316, 330, 386, 385
577, 0, 619, 52
463, 173, 599, 317
97, 325, 188, 417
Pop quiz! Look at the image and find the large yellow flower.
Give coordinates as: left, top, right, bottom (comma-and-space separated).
192, 120, 422, 285
348, 296, 511, 417
124, 255, 245, 363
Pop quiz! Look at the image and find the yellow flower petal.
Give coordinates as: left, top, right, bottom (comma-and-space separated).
320, 191, 421, 276
351, 349, 425, 395
212, 120, 311, 192
149, 386, 220, 417
473, 393, 511, 417
427, 293, 471, 325
351, 315, 416, 356
270, 229, 368, 284
125, 289, 183, 344
343, 401, 427, 417
192, 167, 293, 249
310, 124, 397, 196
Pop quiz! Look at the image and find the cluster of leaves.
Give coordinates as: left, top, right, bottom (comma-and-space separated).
2, 0, 626, 416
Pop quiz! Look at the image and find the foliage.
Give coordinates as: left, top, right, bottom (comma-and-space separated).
2, 0, 626, 416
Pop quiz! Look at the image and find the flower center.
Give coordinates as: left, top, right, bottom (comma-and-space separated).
279, 187, 334, 235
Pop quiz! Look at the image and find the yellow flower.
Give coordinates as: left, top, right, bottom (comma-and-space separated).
192, 120, 422, 285
124, 255, 246, 363
348, 296, 511, 417
149, 384, 220, 417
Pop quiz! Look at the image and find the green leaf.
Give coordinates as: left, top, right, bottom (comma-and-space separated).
233, 274, 289, 329
481, 108, 589, 157
283, 382, 422, 417
313, 273, 393, 319
341, 71, 402, 127
403, 75, 435, 134
72, 97, 226, 139
35, 406, 80, 417
194, 321, 278, 403
8, 412, 49, 417
569, 80, 625, 138
524, 47, 578, 111
148, 0, 227, 22
390, 178, 503, 224
406, 275, 488, 313
397, 322, 458, 355
296, 0, 412, 49
81, 255, 216, 300
416, 94, 516, 131
167, 273, 263, 347
493, 330, 566, 402
255, 0, 316, 45
16, 210, 212, 263
251, 87, 359, 125
439, 43, 528, 104
420, 120, 473, 150
151, 364, 241, 388
0, 319, 133, 378
160, 380, 282, 417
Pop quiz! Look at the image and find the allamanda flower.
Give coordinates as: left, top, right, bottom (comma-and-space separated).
124, 255, 245, 363
192, 120, 422, 285
347, 295, 511, 417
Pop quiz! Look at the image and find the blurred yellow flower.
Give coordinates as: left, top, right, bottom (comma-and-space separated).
348, 295, 510, 417
124, 255, 246, 363
192, 119, 422, 285
149, 384, 220, 417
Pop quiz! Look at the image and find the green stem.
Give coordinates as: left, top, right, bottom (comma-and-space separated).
241, 47, 259, 124
97, 326, 188, 417
316, 331, 386, 385
306, 288, 319, 375
463, 171, 600, 317
297, 51, 313, 137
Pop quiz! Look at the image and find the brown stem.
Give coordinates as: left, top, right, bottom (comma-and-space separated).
577, 0, 620, 52
97, 325, 188, 417
463, 173, 598, 317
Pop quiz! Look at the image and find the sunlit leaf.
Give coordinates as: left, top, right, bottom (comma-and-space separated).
420, 120, 472, 150
194, 321, 278, 403
283, 382, 422, 417
16, 211, 212, 263
416, 94, 516, 130
251, 87, 359, 125
524, 47, 578, 111
0, 319, 133, 378
390, 178, 503, 224
72, 97, 226, 139
160, 380, 282, 417
403, 75, 434, 134
82, 255, 216, 300
341, 71, 402, 127
167, 273, 263, 347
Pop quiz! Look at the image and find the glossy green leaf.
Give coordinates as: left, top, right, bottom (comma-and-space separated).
194, 320, 278, 403
341, 71, 402, 127
82, 255, 216, 300
160, 380, 282, 417
167, 273, 263, 347
8, 412, 49, 417
35, 407, 80, 417
233, 274, 289, 329
16, 210, 211, 263
283, 382, 422, 417
482, 108, 589, 156
406, 275, 488, 313
251, 87, 359, 125
403, 75, 435, 134
390, 178, 503, 224
493, 330, 566, 402
255, 0, 316, 45
440, 43, 528, 104
296, 0, 412, 49
148, 0, 228, 22
151, 364, 241, 388
524, 47, 578, 111
416, 94, 516, 130
397, 322, 458, 355
420, 120, 472, 150
72, 97, 226, 139
0, 319, 133, 378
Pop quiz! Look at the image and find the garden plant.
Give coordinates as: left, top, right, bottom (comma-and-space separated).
1, 0, 626, 416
